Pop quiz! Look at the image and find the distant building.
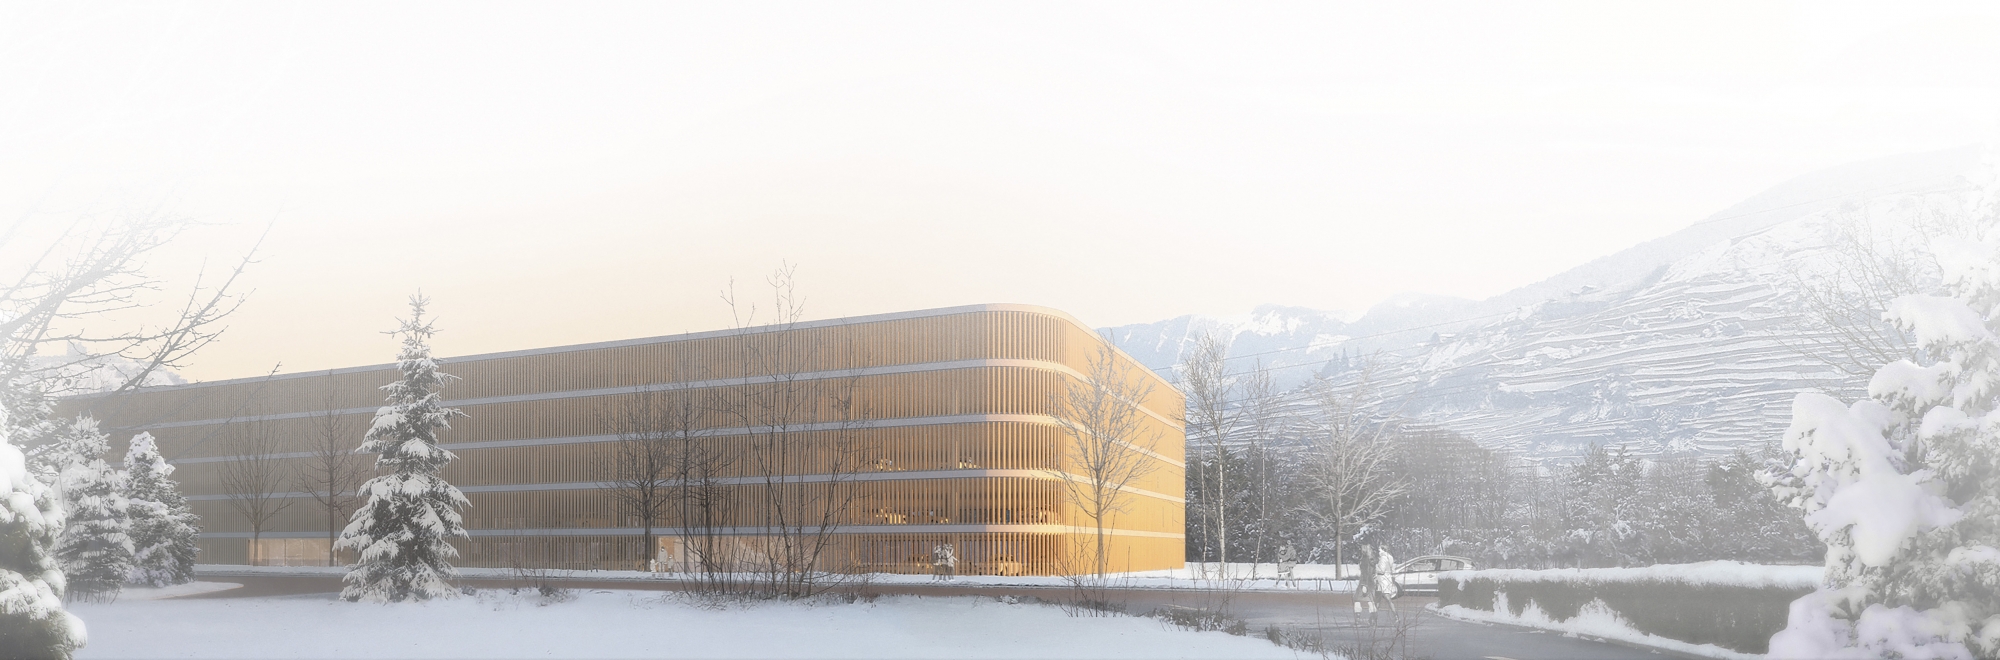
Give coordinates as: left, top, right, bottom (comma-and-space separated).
64, 304, 1186, 576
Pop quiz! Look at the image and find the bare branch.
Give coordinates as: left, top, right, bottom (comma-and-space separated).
1303, 363, 1410, 579
1049, 341, 1165, 578
291, 373, 368, 566
219, 415, 295, 566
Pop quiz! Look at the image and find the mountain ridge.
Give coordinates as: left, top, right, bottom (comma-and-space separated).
1104, 143, 1995, 459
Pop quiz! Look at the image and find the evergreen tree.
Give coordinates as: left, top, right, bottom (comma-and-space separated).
1765, 226, 2000, 659
123, 433, 199, 587
49, 417, 133, 603
5, 378, 60, 484
1704, 450, 1820, 563
337, 295, 469, 603
1554, 444, 1648, 567
0, 403, 86, 659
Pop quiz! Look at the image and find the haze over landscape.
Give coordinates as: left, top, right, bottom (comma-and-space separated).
4, 2, 1997, 383
6, 4, 2000, 660
1111, 144, 1997, 459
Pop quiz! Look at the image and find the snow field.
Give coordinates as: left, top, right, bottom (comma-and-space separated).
193, 562, 1363, 592
69, 589, 1300, 659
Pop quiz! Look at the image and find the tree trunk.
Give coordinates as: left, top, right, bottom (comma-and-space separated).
642, 524, 654, 571
1217, 453, 1227, 571
328, 506, 339, 566
1096, 520, 1109, 577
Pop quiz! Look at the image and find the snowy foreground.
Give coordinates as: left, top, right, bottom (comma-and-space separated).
69, 588, 1297, 659
195, 562, 1361, 593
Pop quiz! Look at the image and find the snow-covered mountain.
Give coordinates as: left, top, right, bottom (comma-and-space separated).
1106, 144, 1997, 461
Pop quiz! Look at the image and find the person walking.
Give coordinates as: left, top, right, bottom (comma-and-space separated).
1276, 543, 1298, 580
1371, 545, 1399, 612
932, 542, 957, 581
1354, 541, 1378, 613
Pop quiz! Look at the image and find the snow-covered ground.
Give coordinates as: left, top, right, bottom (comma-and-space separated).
69, 590, 1297, 659
117, 581, 241, 601
1432, 597, 1755, 660
1438, 561, 1821, 589
1429, 562, 1822, 660
193, 562, 1361, 593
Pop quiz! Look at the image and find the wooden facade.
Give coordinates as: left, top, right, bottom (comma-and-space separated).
61, 305, 1187, 575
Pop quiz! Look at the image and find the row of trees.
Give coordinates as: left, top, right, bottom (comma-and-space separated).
1175, 193, 1998, 659
2, 260, 1177, 613
314, 266, 1172, 605
2, 405, 204, 602
601, 267, 1169, 596
1, 215, 253, 659
1179, 340, 1820, 573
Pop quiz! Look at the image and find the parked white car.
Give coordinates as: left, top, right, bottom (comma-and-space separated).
1390, 555, 1475, 595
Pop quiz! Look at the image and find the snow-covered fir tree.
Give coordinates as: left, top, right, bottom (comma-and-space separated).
5, 377, 61, 483
1764, 218, 2000, 658
123, 432, 198, 587
0, 403, 87, 659
48, 416, 133, 603
337, 295, 469, 603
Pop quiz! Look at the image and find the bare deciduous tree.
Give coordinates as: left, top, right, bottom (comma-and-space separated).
719, 264, 867, 598
292, 374, 366, 566
1179, 333, 1234, 576
1050, 341, 1165, 579
220, 418, 295, 566
0, 207, 253, 659
1, 216, 258, 399
660, 389, 739, 588
1305, 370, 1407, 579
603, 389, 703, 572
1780, 201, 1977, 386
1237, 359, 1283, 577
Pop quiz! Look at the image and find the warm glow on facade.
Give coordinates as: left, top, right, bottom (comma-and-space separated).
65, 305, 1187, 576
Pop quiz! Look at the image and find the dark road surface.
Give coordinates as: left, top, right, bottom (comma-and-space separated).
189, 571, 1692, 660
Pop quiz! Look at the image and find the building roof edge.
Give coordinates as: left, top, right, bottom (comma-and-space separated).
64, 303, 1164, 397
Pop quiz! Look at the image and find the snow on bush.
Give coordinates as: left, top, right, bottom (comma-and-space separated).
1435, 591, 1758, 660
337, 295, 470, 603
0, 403, 87, 658
1438, 560, 1821, 590
49, 417, 134, 603
123, 433, 199, 587
1762, 184, 2000, 659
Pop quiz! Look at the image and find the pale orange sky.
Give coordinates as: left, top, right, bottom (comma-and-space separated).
4, 2, 1998, 382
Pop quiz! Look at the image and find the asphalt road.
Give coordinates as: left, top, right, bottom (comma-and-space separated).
186, 572, 1690, 660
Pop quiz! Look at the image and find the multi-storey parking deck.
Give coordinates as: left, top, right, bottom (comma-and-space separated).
63, 304, 1186, 575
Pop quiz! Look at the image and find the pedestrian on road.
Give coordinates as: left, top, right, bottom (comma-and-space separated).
1276, 544, 1298, 580
1354, 541, 1378, 613
932, 543, 957, 581
1371, 546, 1399, 612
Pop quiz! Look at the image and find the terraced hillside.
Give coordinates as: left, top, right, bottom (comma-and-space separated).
1107, 144, 1996, 460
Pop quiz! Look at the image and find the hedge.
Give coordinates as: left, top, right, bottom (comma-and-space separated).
1437, 562, 1818, 655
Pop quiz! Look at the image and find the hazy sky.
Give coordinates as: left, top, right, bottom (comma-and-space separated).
5, 1, 1998, 382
